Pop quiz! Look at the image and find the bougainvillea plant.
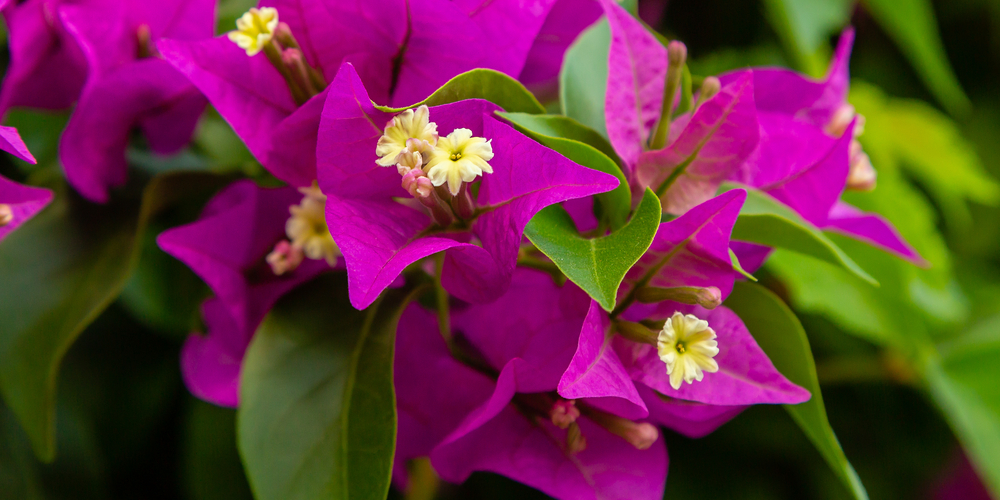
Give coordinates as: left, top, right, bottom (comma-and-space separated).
2, 0, 998, 499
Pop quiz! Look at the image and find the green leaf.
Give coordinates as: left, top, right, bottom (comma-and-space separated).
238, 276, 415, 500
729, 248, 758, 282
376, 69, 544, 114
726, 282, 870, 500
719, 183, 877, 285
926, 313, 1000, 498
182, 401, 253, 500
497, 111, 630, 230
861, 0, 971, 116
560, 18, 611, 138
761, 0, 853, 77
0, 172, 227, 461
525, 189, 661, 312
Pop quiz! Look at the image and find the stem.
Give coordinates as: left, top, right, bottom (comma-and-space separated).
649, 42, 687, 151
433, 253, 451, 343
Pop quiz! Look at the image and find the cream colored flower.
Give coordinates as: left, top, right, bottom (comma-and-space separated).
227, 7, 279, 57
425, 128, 494, 195
376, 105, 438, 167
286, 184, 339, 266
657, 312, 719, 390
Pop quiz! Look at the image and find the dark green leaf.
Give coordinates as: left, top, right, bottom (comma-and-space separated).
182, 400, 253, 500
726, 281, 869, 500
377, 69, 544, 114
861, 0, 971, 115
238, 276, 415, 500
496, 111, 630, 230
0, 172, 228, 461
560, 19, 610, 137
525, 189, 661, 312
719, 183, 877, 285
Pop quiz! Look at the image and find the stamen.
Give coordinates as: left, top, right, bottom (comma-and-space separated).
0, 204, 12, 226
657, 312, 719, 390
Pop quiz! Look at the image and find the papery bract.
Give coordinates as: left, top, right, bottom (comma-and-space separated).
0, 126, 49, 244
159, 0, 563, 187
395, 269, 668, 500
317, 63, 618, 310
158, 180, 330, 407
44, 0, 213, 202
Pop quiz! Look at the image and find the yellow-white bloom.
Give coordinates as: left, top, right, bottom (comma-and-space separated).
286, 184, 339, 266
227, 7, 279, 57
376, 105, 438, 167
425, 128, 494, 195
657, 312, 719, 390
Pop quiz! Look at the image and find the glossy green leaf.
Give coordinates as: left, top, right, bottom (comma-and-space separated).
719, 183, 877, 285
726, 281, 869, 500
861, 0, 971, 115
377, 69, 544, 114
560, 18, 610, 138
497, 111, 630, 229
525, 189, 661, 312
761, 0, 853, 76
0, 172, 226, 462
238, 276, 413, 500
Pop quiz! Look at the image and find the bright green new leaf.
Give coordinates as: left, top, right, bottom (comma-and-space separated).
497, 111, 630, 230
726, 282, 870, 500
238, 276, 414, 500
719, 183, 877, 285
761, 0, 853, 77
861, 0, 971, 115
525, 189, 661, 312
560, 19, 610, 138
0, 172, 228, 461
377, 69, 544, 114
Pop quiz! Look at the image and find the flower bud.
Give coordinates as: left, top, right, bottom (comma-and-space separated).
635, 285, 722, 309
582, 404, 659, 450
266, 239, 304, 275
549, 400, 580, 429
667, 41, 687, 69
695, 76, 721, 108
0, 204, 12, 226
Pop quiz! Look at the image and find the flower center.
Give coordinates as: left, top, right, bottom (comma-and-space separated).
449, 152, 462, 161
0, 204, 12, 226
227, 7, 278, 57
267, 183, 340, 275
657, 312, 720, 390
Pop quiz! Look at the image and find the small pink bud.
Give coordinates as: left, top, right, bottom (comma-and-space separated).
0, 204, 12, 226
622, 422, 659, 450
266, 240, 304, 276
847, 147, 877, 191
582, 404, 660, 451
550, 400, 580, 429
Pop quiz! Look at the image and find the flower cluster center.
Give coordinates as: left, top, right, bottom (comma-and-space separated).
227, 7, 278, 57
266, 183, 341, 275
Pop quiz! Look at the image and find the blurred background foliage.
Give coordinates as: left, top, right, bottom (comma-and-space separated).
1, 0, 1000, 498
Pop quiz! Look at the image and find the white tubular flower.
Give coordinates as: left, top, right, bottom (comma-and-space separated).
286, 184, 340, 266
376, 105, 438, 167
657, 312, 720, 390
425, 128, 494, 196
227, 7, 279, 57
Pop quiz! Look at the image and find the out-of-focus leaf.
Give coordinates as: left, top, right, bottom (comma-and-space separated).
377, 69, 544, 114
762, 0, 853, 77
726, 282, 870, 500
182, 400, 253, 500
560, 19, 611, 137
926, 315, 1000, 498
216, 0, 258, 34
238, 276, 412, 500
851, 81, 999, 231
0, 404, 43, 499
525, 189, 661, 312
719, 183, 877, 285
861, 0, 971, 115
0, 172, 228, 461
3, 110, 69, 171
497, 111, 630, 229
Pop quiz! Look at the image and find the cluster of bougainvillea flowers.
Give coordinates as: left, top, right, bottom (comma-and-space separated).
0, 0, 926, 498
